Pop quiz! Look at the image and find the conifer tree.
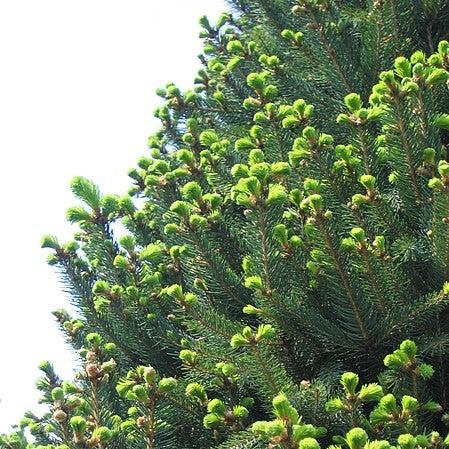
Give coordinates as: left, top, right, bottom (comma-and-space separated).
4, 1, 449, 448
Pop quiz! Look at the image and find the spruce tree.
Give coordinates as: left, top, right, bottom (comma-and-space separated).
4, 1, 449, 448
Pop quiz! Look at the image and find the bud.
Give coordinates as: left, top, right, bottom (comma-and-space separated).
283, 115, 299, 128
170, 201, 192, 217
427, 68, 449, 87
290, 235, 303, 248
379, 393, 397, 412
394, 56, 411, 78
250, 162, 271, 181
267, 184, 288, 205
53, 409, 67, 423
325, 397, 345, 412
233, 405, 249, 419
411, 50, 426, 64
302, 126, 317, 141
66, 395, 81, 409
70, 416, 87, 434
439, 161, 449, 178
402, 395, 418, 412
93, 426, 113, 443
249, 148, 265, 165
352, 193, 369, 205
164, 223, 179, 235
397, 435, 417, 449
92, 281, 109, 295
185, 382, 207, 402
337, 113, 350, 124
199, 130, 218, 147
101, 358, 116, 374
51, 387, 64, 402
256, 324, 275, 341
435, 114, 449, 130
273, 224, 288, 245
281, 29, 295, 40
242, 303, 262, 315
62, 381, 79, 394
253, 111, 270, 124
380, 70, 395, 84
271, 162, 291, 176
252, 421, 268, 436
231, 163, 250, 178
340, 372, 359, 395
442, 282, 449, 297
182, 292, 196, 306
110, 284, 124, 297
350, 227, 366, 242
346, 428, 368, 449
360, 174, 376, 190
244, 276, 263, 290
132, 384, 149, 403
143, 366, 157, 384
358, 383, 383, 402
179, 349, 197, 365
235, 138, 256, 152
263, 85, 278, 99
384, 350, 407, 369
208, 398, 226, 415
176, 149, 195, 164
299, 438, 321, 449
41, 235, 59, 249
113, 255, 128, 269
158, 377, 178, 392
423, 147, 436, 164
265, 420, 285, 437
203, 413, 222, 429
181, 181, 202, 201
244, 176, 262, 196
438, 40, 449, 55
344, 93, 362, 113
189, 214, 207, 228
399, 339, 417, 358
272, 394, 291, 419
289, 189, 303, 208
341, 237, 357, 252
230, 333, 248, 348
247, 72, 266, 90
242, 326, 253, 339
242, 256, 253, 274
422, 400, 442, 412
194, 278, 207, 291
182, 132, 194, 144
166, 284, 184, 301
86, 332, 102, 346
86, 363, 100, 379
418, 363, 434, 379
308, 194, 323, 212
372, 236, 385, 253
244, 97, 262, 109
428, 178, 443, 189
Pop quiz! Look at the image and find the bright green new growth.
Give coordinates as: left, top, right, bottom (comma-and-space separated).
4, 0, 449, 449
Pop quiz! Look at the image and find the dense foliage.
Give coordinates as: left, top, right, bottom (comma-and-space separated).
4, 0, 449, 448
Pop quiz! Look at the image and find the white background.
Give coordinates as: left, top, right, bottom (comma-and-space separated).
0, 0, 224, 431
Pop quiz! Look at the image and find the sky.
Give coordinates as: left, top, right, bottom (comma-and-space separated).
0, 0, 225, 431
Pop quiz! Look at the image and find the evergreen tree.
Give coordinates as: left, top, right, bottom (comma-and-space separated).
4, 1, 449, 448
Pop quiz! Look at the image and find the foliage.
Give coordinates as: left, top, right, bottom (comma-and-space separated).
4, 0, 449, 448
